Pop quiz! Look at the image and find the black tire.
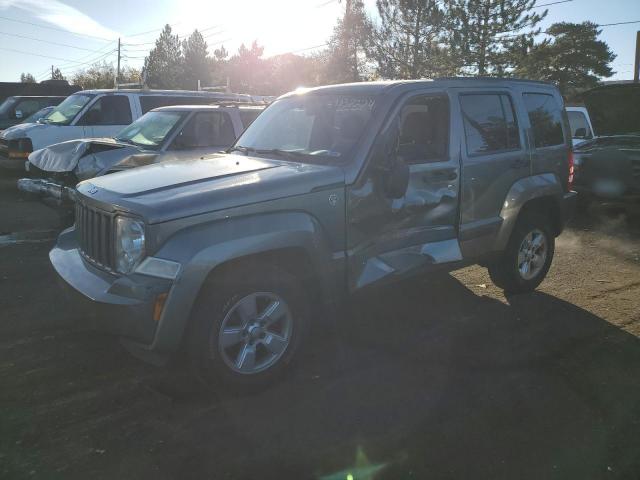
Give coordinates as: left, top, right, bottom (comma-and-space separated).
488, 213, 555, 295
187, 263, 309, 391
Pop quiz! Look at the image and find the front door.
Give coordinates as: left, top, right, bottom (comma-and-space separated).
77, 94, 133, 139
346, 91, 462, 291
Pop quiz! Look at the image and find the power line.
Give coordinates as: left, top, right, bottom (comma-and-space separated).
533, 0, 574, 7
0, 30, 108, 52
0, 14, 114, 42
597, 20, 640, 27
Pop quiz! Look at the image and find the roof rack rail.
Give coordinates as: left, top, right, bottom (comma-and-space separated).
210, 99, 273, 107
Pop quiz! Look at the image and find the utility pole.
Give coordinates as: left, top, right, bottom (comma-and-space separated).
116, 37, 121, 88
634, 31, 640, 83
51, 65, 54, 80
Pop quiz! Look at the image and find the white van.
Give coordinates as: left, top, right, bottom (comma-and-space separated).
0, 89, 243, 169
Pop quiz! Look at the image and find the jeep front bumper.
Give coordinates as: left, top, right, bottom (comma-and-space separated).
50, 228, 174, 354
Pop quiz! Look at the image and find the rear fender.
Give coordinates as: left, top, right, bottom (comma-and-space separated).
495, 173, 564, 250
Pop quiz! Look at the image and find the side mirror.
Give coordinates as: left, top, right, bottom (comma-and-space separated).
13, 109, 23, 120
574, 127, 587, 138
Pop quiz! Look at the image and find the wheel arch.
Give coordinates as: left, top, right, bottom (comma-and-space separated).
495, 173, 565, 250
147, 211, 342, 353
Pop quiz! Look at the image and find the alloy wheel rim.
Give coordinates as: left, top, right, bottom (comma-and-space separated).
517, 229, 547, 281
216, 292, 293, 375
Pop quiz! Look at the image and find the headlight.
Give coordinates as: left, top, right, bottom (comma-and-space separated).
115, 216, 145, 274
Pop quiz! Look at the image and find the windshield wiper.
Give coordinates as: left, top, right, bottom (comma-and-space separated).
253, 148, 309, 161
227, 145, 255, 155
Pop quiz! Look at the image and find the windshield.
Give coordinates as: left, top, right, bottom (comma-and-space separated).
0, 97, 18, 119
44, 93, 94, 126
233, 94, 376, 163
115, 111, 186, 150
22, 106, 53, 124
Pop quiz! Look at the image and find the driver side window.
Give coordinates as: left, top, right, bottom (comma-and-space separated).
396, 94, 450, 164
77, 95, 132, 126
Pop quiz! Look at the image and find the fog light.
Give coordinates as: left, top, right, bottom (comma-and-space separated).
153, 293, 168, 322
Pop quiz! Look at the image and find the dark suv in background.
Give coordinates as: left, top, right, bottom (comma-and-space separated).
50, 78, 576, 389
0, 95, 65, 130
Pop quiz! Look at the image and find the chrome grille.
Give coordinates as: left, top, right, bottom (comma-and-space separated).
76, 200, 115, 270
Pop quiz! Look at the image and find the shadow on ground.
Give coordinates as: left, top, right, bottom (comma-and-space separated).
3, 270, 638, 479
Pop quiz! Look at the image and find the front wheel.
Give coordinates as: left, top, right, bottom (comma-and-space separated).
488, 213, 555, 294
187, 264, 309, 391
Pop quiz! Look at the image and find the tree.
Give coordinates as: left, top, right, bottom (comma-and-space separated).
370, 0, 451, 79
324, 0, 372, 83
445, 0, 547, 75
226, 41, 267, 93
51, 67, 65, 80
20, 72, 36, 83
512, 22, 616, 98
143, 24, 184, 89
71, 62, 141, 89
183, 29, 211, 90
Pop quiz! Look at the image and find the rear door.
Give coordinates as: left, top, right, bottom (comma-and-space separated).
77, 94, 134, 138
522, 89, 570, 189
452, 88, 529, 256
347, 89, 462, 290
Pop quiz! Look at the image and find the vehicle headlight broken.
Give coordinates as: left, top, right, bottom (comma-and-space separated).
115, 216, 145, 274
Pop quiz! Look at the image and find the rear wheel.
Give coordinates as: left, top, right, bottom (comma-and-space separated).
187, 264, 309, 391
488, 213, 555, 294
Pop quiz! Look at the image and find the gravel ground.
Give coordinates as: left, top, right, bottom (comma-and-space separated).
1, 173, 639, 480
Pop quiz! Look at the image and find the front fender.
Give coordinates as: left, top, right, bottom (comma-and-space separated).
148, 211, 342, 352
495, 173, 564, 250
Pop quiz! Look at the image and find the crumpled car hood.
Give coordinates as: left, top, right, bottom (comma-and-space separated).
28, 138, 137, 174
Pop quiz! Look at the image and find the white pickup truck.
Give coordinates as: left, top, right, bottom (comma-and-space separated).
0, 89, 244, 170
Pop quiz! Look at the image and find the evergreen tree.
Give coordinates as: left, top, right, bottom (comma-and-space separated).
227, 41, 266, 93
324, 0, 372, 83
143, 24, 184, 89
445, 0, 546, 75
51, 68, 65, 80
512, 22, 615, 98
370, 0, 451, 79
183, 30, 211, 90
20, 72, 36, 83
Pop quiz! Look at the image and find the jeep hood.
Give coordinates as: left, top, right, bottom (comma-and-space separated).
28, 138, 139, 175
77, 154, 346, 224
584, 84, 640, 136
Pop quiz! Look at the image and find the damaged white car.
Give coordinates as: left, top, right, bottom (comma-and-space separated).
18, 103, 264, 210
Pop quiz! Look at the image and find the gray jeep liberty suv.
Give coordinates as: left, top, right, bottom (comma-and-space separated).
50, 79, 577, 389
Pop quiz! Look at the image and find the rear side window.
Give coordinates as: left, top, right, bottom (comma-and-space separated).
239, 109, 261, 128
567, 110, 592, 138
140, 96, 212, 113
460, 94, 520, 156
78, 95, 132, 126
523, 93, 565, 148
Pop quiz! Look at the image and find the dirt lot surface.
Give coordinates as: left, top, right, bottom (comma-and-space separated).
1, 172, 639, 480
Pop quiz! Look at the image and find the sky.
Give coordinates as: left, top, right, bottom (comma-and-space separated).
0, 0, 638, 83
